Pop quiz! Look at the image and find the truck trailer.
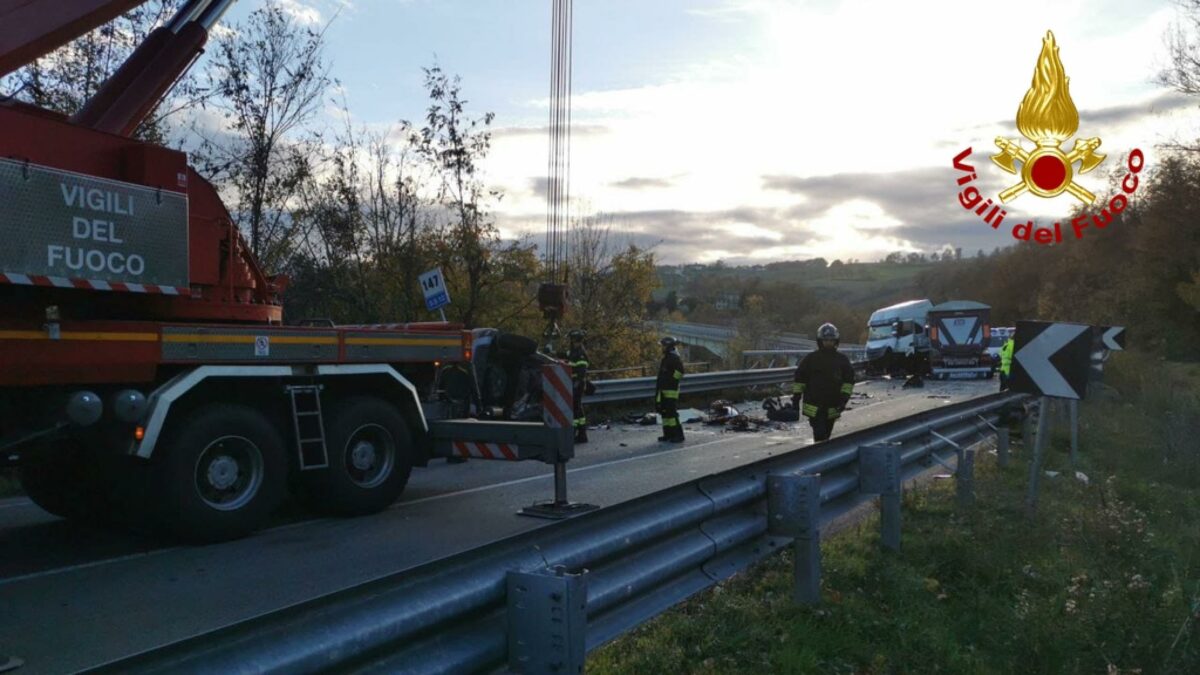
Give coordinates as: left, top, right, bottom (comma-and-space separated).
925, 301, 994, 379
0, 0, 569, 541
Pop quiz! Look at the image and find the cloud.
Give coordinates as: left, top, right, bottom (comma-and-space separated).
974, 91, 1195, 131
277, 0, 322, 25
610, 176, 675, 190
473, 0, 1200, 266
497, 197, 924, 266
1078, 91, 1195, 126
491, 124, 609, 140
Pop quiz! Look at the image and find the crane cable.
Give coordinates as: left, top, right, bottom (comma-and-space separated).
545, 0, 572, 285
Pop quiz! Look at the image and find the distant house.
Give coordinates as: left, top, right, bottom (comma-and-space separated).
714, 292, 740, 310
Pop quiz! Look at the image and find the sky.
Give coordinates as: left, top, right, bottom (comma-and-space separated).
220, 0, 1200, 265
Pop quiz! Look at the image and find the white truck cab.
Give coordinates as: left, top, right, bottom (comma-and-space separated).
865, 299, 934, 372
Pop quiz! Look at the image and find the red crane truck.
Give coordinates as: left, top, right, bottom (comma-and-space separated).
0, 0, 570, 541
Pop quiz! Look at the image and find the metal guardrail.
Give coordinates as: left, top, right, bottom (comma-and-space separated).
588, 361, 711, 380
585, 366, 796, 403
96, 392, 1028, 674
587, 354, 867, 404
743, 348, 868, 367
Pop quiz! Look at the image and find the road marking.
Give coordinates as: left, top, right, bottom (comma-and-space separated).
0, 391, 962, 585
394, 435, 787, 509
0, 439, 747, 585
0, 548, 184, 587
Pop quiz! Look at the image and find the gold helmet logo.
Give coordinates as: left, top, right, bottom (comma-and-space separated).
992, 31, 1105, 205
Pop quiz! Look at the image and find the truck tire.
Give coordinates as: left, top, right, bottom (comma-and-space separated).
154, 404, 287, 542
496, 332, 538, 356
300, 396, 413, 516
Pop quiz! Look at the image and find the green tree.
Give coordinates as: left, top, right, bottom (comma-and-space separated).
564, 216, 659, 371
406, 64, 539, 328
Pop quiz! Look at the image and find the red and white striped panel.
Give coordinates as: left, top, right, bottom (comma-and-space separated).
0, 273, 191, 296
542, 362, 574, 429
453, 440, 518, 460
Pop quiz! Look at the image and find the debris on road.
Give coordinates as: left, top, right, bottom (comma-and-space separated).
762, 396, 799, 422
623, 412, 660, 425
703, 400, 741, 425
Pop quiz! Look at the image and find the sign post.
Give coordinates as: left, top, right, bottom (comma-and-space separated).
418, 267, 451, 321
1010, 320, 1092, 515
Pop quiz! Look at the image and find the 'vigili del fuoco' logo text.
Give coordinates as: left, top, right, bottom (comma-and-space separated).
953, 31, 1144, 244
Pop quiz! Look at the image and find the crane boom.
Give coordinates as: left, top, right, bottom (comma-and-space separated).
0, 0, 147, 77
72, 0, 237, 136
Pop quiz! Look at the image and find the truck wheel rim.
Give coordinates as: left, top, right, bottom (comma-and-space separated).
344, 424, 395, 489
194, 435, 264, 511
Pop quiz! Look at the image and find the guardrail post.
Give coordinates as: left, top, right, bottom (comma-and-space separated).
1025, 396, 1051, 518
996, 427, 1010, 468
957, 449, 975, 507
859, 444, 902, 551
1022, 407, 1034, 451
768, 473, 822, 605
930, 429, 974, 508
1069, 399, 1080, 469
507, 566, 587, 675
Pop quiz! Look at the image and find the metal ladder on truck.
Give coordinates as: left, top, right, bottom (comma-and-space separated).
287, 385, 329, 470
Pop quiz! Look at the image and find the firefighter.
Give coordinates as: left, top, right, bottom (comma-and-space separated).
998, 334, 1015, 392
655, 336, 685, 443
792, 322, 855, 442
567, 329, 590, 443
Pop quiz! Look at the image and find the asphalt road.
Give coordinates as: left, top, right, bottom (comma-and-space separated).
0, 377, 996, 673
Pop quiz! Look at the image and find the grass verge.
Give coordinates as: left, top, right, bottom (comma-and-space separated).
590, 352, 1200, 674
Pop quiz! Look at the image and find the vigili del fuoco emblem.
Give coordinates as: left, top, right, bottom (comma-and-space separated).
992, 30, 1105, 205
952, 30, 1145, 245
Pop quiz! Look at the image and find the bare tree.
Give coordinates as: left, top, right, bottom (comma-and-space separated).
565, 215, 659, 370
194, 1, 332, 269
1159, 1, 1200, 153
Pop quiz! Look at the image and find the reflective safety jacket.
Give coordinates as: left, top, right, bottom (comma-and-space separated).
567, 345, 589, 388
656, 350, 685, 401
792, 348, 855, 418
999, 338, 1014, 375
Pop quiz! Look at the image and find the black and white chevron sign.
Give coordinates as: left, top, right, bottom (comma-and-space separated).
1010, 320, 1092, 400
1098, 326, 1126, 351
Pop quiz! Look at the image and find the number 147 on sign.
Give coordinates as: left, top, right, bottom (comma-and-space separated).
419, 268, 451, 312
